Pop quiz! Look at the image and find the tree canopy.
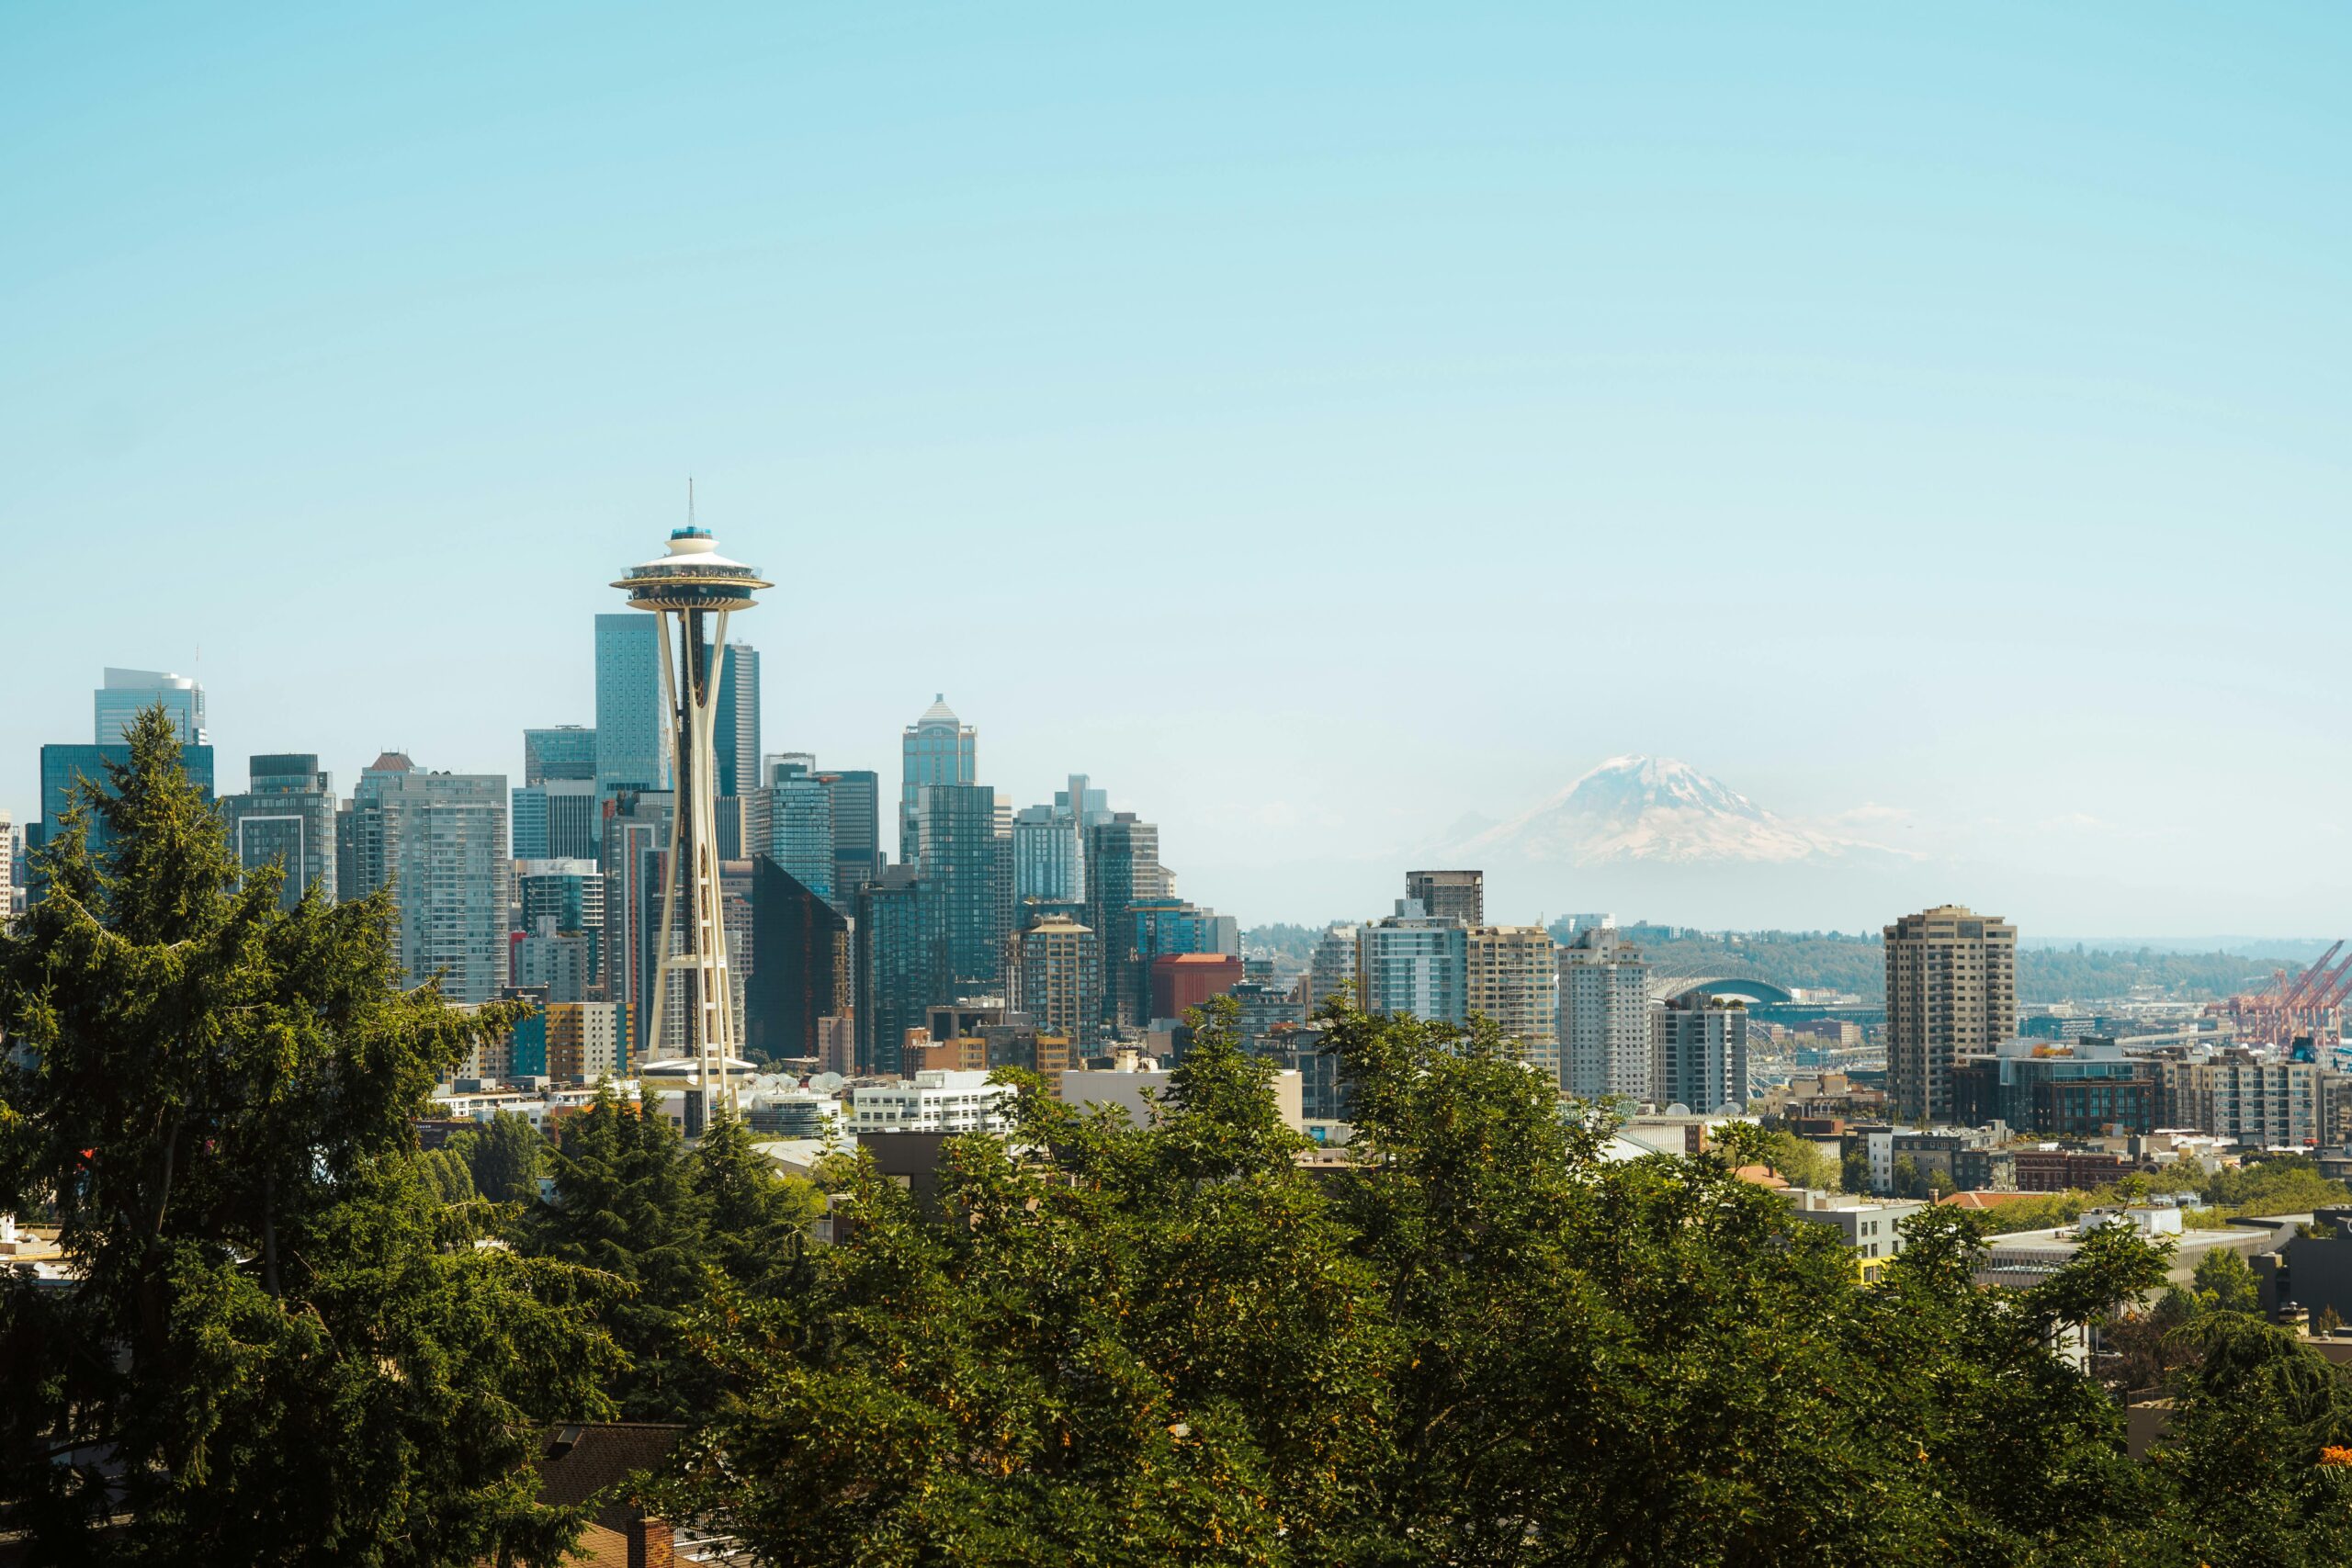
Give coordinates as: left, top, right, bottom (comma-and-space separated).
0, 709, 618, 1565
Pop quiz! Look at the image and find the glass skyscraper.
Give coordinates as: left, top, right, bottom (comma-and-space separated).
523, 725, 598, 785
911, 782, 1010, 995
854, 866, 929, 1077
822, 769, 882, 896
762, 763, 836, 907
713, 641, 760, 796
93, 668, 208, 746
219, 753, 338, 909
899, 694, 975, 863
28, 739, 217, 892
594, 614, 671, 800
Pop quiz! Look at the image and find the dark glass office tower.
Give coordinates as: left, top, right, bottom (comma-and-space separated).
747, 856, 850, 1061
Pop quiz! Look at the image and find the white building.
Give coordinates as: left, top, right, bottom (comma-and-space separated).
1306, 923, 1360, 1011
852, 1069, 1015, 1134
1782, 1188, 1925, 1280
1559, 925, 1652, 1103
1062, 1053, 1306, 1133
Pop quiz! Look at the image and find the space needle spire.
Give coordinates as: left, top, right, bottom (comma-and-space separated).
612, 512, 772, 1132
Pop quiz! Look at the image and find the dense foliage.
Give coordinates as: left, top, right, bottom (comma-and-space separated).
12, 728, 2352, 1563
0, 710, 619, 1565
519, 1092, 822, 1420
650, 997, 2352, 1567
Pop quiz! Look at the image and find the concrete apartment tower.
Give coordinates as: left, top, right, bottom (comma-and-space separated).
1559, 925, 1652, 1104
1884, 904, 2018, 1125
1468, 924, 1560, 1083
1405, 869, 1484, 929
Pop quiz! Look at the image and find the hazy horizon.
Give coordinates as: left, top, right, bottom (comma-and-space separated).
6, 5, 2347, 939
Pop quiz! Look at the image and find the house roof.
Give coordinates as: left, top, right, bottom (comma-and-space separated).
531, 1423, 686, 1533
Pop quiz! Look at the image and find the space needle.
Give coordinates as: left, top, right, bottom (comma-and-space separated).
612, 512, 771, 1132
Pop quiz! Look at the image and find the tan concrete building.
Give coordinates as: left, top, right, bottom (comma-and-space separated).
1467, 924, 1560, 1082
1008, 915, 1101, 1048
1884, 905, 2017, 1124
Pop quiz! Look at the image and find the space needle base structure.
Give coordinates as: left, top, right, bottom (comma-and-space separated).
613, 524, 771, 1134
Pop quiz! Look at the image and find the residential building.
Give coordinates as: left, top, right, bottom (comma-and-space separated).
1151, 953, 1244, 1022
341, 761, 510, 1004
1950, 1039, 2160, 1135
594, 614, 671, 799
747, 856, 852, 1063
1355, 900, 1468, 1025
1010, 915, 1101, 1048
515, 856, 604, 989
1306, 924, 1360, 1011
0, 808, 14, 920
1654, 992, 1748, 1112
512, 924, 594, 1002
1467, 924, 1559, 1080
1884, 905, 2018, 1124
1782, 1189, 1926, 1283
1405, 869, 1484, 929
545, 999, 628, 1081
852, 1069, 1014, 1134
94, 667, 207, 745
1227, 981, 1309, 1055
713, 640, 760, 796
899, 694, 976, 862
218, 752, 337, 909
2160, 1050, 2326, 1147
1560, 924, 1652, 1103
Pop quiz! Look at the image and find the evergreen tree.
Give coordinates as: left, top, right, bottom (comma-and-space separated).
468, 1109, 546, 1205
0, 707, 617, 1565
525, 1089, 714, 1418
686, 1110, 823, 1292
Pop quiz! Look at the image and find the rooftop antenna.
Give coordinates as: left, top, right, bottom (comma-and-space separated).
687, 476, 695, 527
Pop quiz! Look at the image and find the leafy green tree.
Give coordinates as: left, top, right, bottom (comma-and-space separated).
419, 1142, 479, 1203
2194, 1245, 2263, 1314
468, 1109, 547, 1204
668, 1002, 1394, 1562
1842, 1146, 1874, 1194
0, 707, 617, 1564
2144, 1314, 2352, 1565
1893, 1153, 1928, 1199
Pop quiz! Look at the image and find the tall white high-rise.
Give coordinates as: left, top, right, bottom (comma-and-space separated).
0, 807, 16, 922
611, 525, 771, 1132
1559, 925, 1653, 1104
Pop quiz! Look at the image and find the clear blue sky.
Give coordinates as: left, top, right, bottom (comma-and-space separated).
4, 3, 2347, 936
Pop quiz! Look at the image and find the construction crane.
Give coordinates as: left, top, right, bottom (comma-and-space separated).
2225, 940, 2352, 1047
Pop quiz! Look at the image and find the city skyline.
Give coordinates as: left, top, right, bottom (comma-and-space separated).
6, 6, 2348, 935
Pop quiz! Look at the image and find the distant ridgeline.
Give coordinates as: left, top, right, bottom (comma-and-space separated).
1246, 921, 2299, 1009
1612, 927, 2291, 1008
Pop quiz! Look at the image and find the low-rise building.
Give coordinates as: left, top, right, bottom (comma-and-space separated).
1781, 1189, 1926, 1282
851, 1069, 1015, 1135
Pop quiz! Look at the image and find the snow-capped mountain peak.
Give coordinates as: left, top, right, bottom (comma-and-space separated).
1452, 756, 1872, 866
